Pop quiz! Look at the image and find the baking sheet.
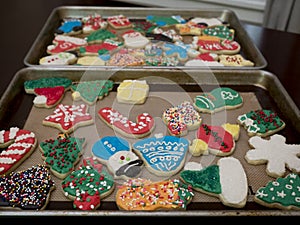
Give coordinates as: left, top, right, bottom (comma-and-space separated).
0, 67, 299, 216
23, 6, 267, 70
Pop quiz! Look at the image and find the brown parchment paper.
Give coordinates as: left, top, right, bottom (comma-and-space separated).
19, 90, 271, 204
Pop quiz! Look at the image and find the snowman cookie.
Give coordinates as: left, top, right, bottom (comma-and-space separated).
122, 30, 150, 49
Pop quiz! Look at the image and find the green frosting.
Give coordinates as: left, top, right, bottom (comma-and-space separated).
172, 179, 194, 208
24, 77, 72, 90
203, 25, 234, 40
86, 29, 117, 43
40, 137, 85, 177
255, 173, 300, 208
180, 165, 221, 194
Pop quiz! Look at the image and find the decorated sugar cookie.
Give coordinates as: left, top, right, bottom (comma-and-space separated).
117, 79, 149, 104
246, 134, 300, 178
237, 109, 286, 137
82, 13, 108, 34
185, 52, 223, 67
39, 135, 86, 179
122, 30, 150, 49
175, 23, 202, 36
133, 135, 189, 177
0, 164, 55, 210
71, 80, 114, 105
193, 87, 243, 113
254, 173, 300, 210
132, 20, 156, 34
107, 14, 132, 29
146, 15, 186, 27
219, 54, 254, 67
39, 52, 77, 65
202, 25, 235, 41
186, 17, 224, 28
145, 56, 179, 66
162, 101, 202, 136
106, 52, 144, 66
43, 104, 94, 134
86, 29, 117, 44
47, 35, 87, 54
78, 39, 123, 56
24, 77, 72, 93
77, 56, 106, 66
153, 27, 183, 42
116, 178, 194, 210
98, 107, 155, 138
62, 157, 115, 210
0, 127, 37, 175
162, 42, 188, 62
55, 18, 82, 35
180, 157, 248, 208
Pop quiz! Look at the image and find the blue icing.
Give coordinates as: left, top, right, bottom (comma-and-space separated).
133, 136, 189, 174
58, 20, 82, 33
92, 136, 130, 161
163, 43, 188, 60
99, 54, 111, 61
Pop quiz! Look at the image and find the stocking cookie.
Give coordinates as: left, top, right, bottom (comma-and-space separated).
47, 35, 87, 54
133, 135, 189, 177
180, 157, 248, 208
0, 127, 37, 175
98, 107, 155, 138
202, 25, 235, 41
0, 164, 55, 210
245, 134, 300, 178
117, 79, 149, 104
162, 101, 202, 136
39, 52, 77, 65
237, 109, 286, 137
78, 39, 123, 56
193, 87, 243, 113
43, 104, 94, 134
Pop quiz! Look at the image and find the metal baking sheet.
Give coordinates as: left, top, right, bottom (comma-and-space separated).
0, 67, 299, 217
23, 6, 267, 70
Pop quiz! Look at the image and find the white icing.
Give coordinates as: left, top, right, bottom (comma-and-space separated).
0, 157, 16, 164
0, 149, 27, 155
0, 130, 5, 143
108, 151, 139, 172
15, 133, 35, 141
33, 95, 47, 104
185, 59, 224, 67
184, 162, 203, 171
188, 17, 222, 27
123, 31, 149, 49
9, 127, 19, 140
54, 35, 87, 45
40, 52, 76, 65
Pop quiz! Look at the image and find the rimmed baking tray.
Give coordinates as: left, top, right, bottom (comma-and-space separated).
0, 67, 299, 217
23, 6, 267, 70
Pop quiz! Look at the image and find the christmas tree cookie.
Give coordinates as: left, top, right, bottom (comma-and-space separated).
180, 157, 248, 208
254, 173, 300, 210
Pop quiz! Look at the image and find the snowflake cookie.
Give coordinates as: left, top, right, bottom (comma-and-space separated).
246, 134, 300, 178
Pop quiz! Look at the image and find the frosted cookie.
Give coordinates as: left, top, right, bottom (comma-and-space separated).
122, 30, 150, 49
78, 39, 123, 56
82, 13, 107, 34
202, 25, 235, 41
62, 157, 115, 210
39, 52, 77, 65
193, 87, 243, 113
162, 101, 202, 136
219, 54, 254, 67
132, 20, 156, 34
189, 139, 209, 156
162, 42, 188, 62
180, 157, 248, 208
237, 109, 286, 137
194, 123, 239, 156
55, 18, 82, 35
0, 127, 37, 175
116, 178, 193, 210
106, 52, 144, 66
245, 134, 300, 178
175, 23, 202, 36
145, 56, 179, 66
133, 135, 189, 177
71, 80, 114, 105
145, 33, 173, 43
174, 40, 200, 58
117, 79, 149, 104
153, 27, 183, 42
254, 173, 300, 210
107, 14, 132, 29
144, 42, 163, 57
98, 107, 155, 138
186, 17, 224, 28
0, 164, 55, 210
146, 15, 186, 27
43, 104, 94, 134
185, 59, 224, 67
86, 29, 117, 44
47, 35, 87, 54
39, 135, 86, 179
77, 56, 106, 66
24, 77, 72, 94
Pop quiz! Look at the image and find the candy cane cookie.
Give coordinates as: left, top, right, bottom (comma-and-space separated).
0, 127, 37, 175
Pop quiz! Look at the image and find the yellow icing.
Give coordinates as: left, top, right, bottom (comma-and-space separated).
117, 80, 149, 104
189, 139, 208, 156
222, 123, 240, 141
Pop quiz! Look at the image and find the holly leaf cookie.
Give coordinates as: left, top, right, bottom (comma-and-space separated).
133, 135, 189, 177
180, 157, 248, 208
71, 80, 114, 105
39, 135, 86, 179
254, 173, 300, 210
245, 134, 300, 178
0, 164, 55, 210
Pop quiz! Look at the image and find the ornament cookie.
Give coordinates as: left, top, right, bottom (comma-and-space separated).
71, 80, 114, 105
245, 134, 300, 178
237, 109, 286, 137
43, 104, 94, 134
98, 107, 155, 138
0, 127, 37, 175
0, 164, 55, 210
193, 87, 243, 113
254, 173, 300, 210
162, 101, 202, 136
62, 157, 115, 210
180, 157, 248, 208
39, 134, 86, 179
39, 52, 77, 65
133, 135, 189, 177
219, 54, 254, 67
47, 35, 87, 54
116, 178, 194, 210
117, 79, 149, 104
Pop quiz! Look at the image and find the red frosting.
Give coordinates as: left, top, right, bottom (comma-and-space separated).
34, 86, 65, 107
196, 39, 240, 52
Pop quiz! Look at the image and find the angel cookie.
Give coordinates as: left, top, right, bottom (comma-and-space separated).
193, 87, 243, 113
133, 135, 189, 177
98, 107, 155, 138
245, 134, 300, 178
162, 101, 202, 136
180, 157, 248, 208
237, 109, 285, 137
116, 178, 193, 210
117, 80, 149, 104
